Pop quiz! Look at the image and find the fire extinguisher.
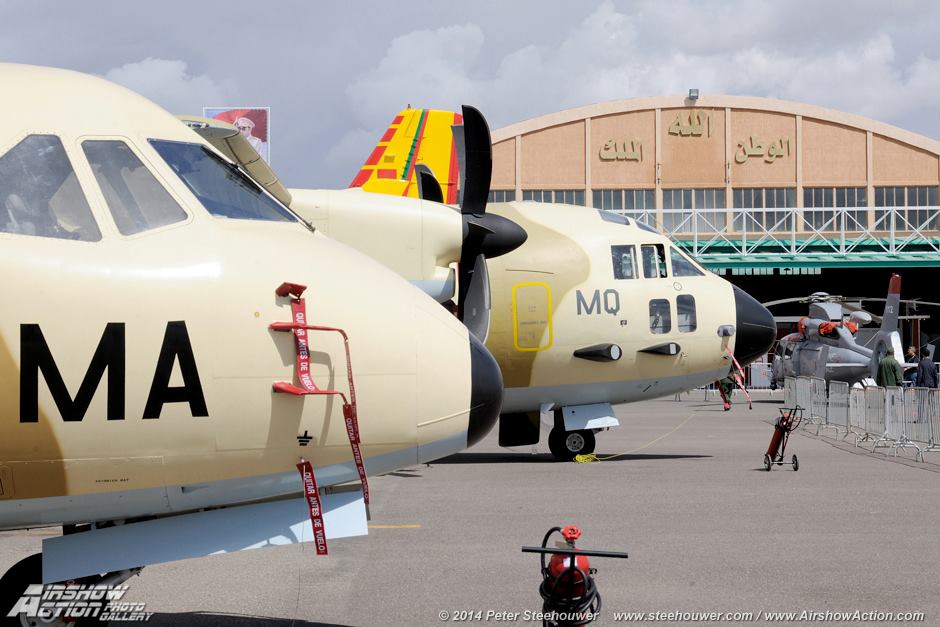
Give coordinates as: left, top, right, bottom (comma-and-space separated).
547, 526, 591, 599
521, 526, 628, 626
766, 407, 796, 461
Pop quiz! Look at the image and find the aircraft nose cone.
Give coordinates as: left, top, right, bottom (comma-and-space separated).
733, 286, 776, 366
466, 332, 503, 447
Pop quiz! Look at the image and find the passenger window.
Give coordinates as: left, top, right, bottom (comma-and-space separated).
149, 140, 296, 222
649, 299, 671, 334
0, 135, 100, 241
670, 247, 705, 276
610, 245, 637, 279
677, 294, 697, 332
641, 244, 668, 278
83, 141, 187, 235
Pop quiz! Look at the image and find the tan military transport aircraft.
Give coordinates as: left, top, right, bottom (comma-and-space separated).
186, 107, 776, 461
0, 64, 503, 621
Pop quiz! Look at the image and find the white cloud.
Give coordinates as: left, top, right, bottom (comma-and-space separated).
103, 58, 238, 116
333, 0, 940, 166
345, 24, 485, 125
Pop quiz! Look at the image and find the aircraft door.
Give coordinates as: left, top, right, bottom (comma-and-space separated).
798, 344, 829, 379
511, 281, 553, 352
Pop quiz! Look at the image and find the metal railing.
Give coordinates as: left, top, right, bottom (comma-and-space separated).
785, 376, 940, 461
608, 206, 940, 263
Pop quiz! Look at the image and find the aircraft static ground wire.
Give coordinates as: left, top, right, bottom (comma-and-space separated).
572, 412, 696, 463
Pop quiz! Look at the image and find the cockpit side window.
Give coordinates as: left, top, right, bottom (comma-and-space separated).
149, 140, 296, 223
641, 244, 668, 279
670, 246, 705, 277
83, 140, 188, 235
610, 245, 637, 279
0, 135, 101, 241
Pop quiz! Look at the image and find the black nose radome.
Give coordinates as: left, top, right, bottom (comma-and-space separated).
467, 332, 503, 447
733, 286, 776, 366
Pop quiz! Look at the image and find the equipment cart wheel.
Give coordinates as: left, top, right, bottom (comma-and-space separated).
763, 453, 772, 471
791, 454, 799, 472
549, 428, 595, 461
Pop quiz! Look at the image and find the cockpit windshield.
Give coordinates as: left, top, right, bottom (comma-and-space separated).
149, 140, 296, 223
0, 135, 101, 241
670, 246, 705, 276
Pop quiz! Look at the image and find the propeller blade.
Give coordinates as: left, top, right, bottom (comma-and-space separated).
458, 253, 491, 342
455, 105, 492, 216
415, 164, 444, 204
453, 123, 466, 208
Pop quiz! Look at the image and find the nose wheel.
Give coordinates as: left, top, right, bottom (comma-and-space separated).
548, 427, 596, 461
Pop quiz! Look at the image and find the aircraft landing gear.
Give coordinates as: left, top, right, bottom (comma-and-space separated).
0, 550, 142, 627
548, 427, 596, 461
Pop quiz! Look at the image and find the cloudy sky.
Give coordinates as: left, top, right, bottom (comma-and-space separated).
2, 1, 939, 188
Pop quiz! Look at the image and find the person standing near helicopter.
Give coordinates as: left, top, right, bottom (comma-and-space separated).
915, 347, 938, 388
877, 347, 904, 388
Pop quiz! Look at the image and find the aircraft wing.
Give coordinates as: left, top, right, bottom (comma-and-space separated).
177, 115, 292, 207
42, 487, 366, 582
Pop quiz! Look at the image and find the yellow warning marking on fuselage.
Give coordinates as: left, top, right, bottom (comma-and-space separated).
511, 281, 553, 352
368, 524, 423, 529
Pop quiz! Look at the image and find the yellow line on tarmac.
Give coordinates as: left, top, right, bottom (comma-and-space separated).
368, 524, 422, 529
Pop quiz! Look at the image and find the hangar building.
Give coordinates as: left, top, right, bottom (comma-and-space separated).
488, 95, 940, 340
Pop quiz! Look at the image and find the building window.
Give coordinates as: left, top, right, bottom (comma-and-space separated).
487, 190, 515, 202
593, 189, 623, 211
522, 189, 585, 205
875, 186, 938, 232
610, 245, 637, 279
677, 295, 697, 333
649, 299, 671, 334
803, 187, 866, 231
593, 189, 656, 227
662, 188, 726, 233
641, 244, 668, 279
732, 187, 794, 232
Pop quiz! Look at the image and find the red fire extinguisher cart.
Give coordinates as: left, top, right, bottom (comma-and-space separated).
764, 406, 803, 471
521, 526, 629, 627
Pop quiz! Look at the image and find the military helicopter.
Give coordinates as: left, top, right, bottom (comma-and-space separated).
768, 274, 909, 387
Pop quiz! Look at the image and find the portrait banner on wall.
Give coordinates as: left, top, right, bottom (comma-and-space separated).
203, 106, 271, 164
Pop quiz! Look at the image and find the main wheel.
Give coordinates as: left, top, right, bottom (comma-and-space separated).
763, 453, 772, 471
548, 428, 596, 461
0, 553, 42, 627
792, 454, 799, 472
0, 553, 112, 627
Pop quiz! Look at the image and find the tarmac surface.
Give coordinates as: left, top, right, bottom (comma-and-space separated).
2, 391, 940, 626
